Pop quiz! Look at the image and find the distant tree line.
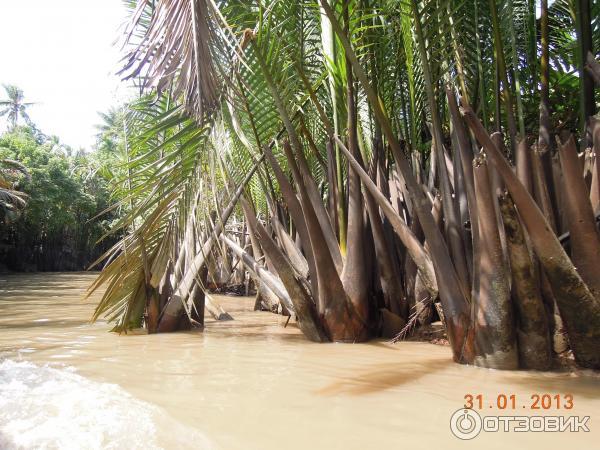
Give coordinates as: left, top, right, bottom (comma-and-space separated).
0, 85, 120, 272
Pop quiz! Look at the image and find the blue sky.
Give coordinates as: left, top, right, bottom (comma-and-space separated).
0, 0, 130, 149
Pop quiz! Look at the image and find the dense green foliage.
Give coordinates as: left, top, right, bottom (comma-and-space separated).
0, 125, 117, 271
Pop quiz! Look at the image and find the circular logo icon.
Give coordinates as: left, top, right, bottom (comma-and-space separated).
450, 408, 482, 440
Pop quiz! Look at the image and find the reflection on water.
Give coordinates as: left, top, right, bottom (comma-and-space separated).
1, 273, 599, 449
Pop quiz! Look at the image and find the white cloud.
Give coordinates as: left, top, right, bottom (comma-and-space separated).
0, 0, 130, 149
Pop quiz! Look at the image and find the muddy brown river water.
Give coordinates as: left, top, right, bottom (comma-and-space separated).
1, 273, 599, 449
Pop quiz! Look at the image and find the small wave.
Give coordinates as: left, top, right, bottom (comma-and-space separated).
0, 359, 212, 450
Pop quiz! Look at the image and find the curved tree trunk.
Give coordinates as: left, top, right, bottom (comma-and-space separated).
240, 198, 330, 342
262, 145, 318, 297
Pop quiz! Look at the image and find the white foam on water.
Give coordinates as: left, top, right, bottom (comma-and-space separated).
0, 359, 212, 450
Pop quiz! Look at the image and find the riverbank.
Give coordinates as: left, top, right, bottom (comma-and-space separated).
1, 273, 599, 449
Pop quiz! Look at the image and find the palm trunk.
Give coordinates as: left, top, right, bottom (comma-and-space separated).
141, 239, 159, 333
336, 137, 438, 299
205, 293, 233, 321
340, 26, 369, 336
590, 118, 600, 212
326, 139, 340, 231
463, 104, 600, 369
364, 188, 407, 318
558, 136, 600, 299
278, 140, 361, 342
507, 0, 526, 137
272, 217, 309, 279
574, 0, 596, 144
262, 145, 318, 297
488, 0, 518, 152
239, 198, 329, 342
220, 234, 293, 313
516, 138, 533, 194
531, 147, 558, 232
473, 155, 518, 369
446, 87, 478, 288
538, 0, 553, 151
157, 156, 263, 332
499, 193, 552, 370
189, 267, 207, 325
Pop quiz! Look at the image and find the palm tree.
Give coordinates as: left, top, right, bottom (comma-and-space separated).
89, 0, 600, 370
0, 158, 29, 222
0, 84, 35, 130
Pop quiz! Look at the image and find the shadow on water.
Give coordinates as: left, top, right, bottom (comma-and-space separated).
316, 356, 452, 396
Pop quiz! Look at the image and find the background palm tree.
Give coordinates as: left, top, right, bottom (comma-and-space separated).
0, 84, 35, 130
0, 157, 29, 222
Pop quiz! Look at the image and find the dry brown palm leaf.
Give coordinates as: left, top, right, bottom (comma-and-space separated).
119, 0, 236, 123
